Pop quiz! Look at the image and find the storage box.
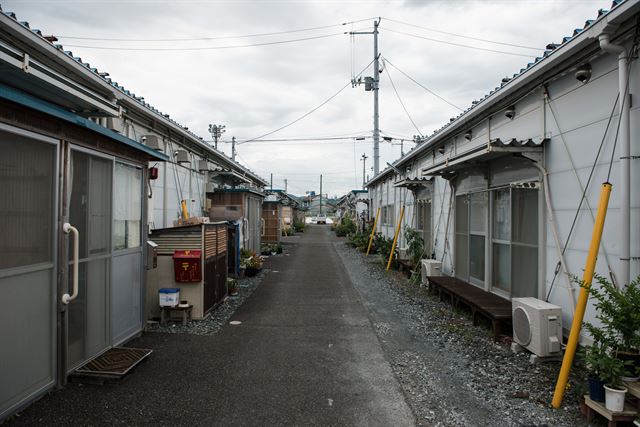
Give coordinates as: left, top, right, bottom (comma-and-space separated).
159, 288, 180, 307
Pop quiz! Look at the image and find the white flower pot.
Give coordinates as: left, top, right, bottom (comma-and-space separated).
604, 385, 627, 412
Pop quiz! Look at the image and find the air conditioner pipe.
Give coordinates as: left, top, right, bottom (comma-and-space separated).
599, 32, 631, 286
530, 161, 576, 313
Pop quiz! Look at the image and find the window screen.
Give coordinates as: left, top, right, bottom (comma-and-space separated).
114, 162, 143, 250
0, 134, 55, 269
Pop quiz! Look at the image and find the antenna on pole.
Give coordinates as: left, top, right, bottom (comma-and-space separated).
208, 124, 225, 150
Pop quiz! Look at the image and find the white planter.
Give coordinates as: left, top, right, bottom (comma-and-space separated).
604, 385, 627, 412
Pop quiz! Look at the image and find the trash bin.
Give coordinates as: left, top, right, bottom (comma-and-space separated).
173, 250, 202, 282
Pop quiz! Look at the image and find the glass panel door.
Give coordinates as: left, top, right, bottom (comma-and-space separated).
468, 192, 487, 285
67, 149, 112, 370
492, 189, 511, 294
454, 195, 468, 280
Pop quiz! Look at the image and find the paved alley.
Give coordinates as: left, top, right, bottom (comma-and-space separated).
10, 225, 415, 426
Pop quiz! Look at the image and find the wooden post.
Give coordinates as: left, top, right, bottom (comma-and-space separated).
386, 205, 405, 271
366, 207, 381, 256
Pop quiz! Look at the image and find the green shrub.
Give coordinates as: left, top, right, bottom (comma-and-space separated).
335, 217, 357, 237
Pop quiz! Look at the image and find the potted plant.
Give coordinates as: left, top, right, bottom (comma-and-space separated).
243, 253, 263, 277
581, 341, 608, 402
599, 351, 628, 412
227, 278, 239, 296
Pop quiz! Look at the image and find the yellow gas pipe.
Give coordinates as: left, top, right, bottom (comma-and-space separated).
386, 205, 405, 271
551, 182, 612, 408
366, 207, 381, 256
181, 199, 189, 220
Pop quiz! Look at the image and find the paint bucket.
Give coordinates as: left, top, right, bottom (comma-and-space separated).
604, 385, 627, 412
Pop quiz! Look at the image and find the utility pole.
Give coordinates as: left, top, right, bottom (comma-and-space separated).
284, 178, 288, 193
319, 174, 323, 215
373, 18, 380, 175
351, 18, 381, 175
208, 124, 225, 149
231, 136, 236, 161
360, 153, 368, 189
270, 173, 273, 191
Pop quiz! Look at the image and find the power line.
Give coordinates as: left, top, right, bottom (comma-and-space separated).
382, 27, 537, 58
56, 18, 376, 42
382, 59, 422, 136
62, 32, 349, 51
382, 17, 543, 51
237, 59, 376, 145
382, 56, 463, 111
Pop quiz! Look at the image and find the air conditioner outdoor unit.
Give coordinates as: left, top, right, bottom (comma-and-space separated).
143, 134, 163, 151
512, 297, 562, 358
421, 259, 441, 286
198, 160, 210, 172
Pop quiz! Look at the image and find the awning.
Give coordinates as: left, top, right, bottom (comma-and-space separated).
0, 82, 168, 161
210, 168, 252, 185
393, 177, 433, 189
420, 138, 546, 177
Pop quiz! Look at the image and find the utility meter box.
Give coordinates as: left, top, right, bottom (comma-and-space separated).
146, 240, 158, 270
173, 250, 202, 282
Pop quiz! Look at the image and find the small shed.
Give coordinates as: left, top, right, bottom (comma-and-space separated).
208, 189, 264, 254
146, 223, 228, 320
262, 194, 281, 244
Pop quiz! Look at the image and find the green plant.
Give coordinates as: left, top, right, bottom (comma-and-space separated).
334, 217, 357, 237
404, 226, 425, 267
584, 274, 640, 353
240, 248, 253, 260
374, 233, 396, 268
227, 277, 239, 294
293, 219, 306, 232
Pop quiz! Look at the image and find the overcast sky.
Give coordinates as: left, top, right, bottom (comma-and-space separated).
4, 0, 614, 197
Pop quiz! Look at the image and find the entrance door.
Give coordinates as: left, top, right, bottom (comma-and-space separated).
66, 147, 112, 371
0, 127, 58, 419
111, 162, 144, 345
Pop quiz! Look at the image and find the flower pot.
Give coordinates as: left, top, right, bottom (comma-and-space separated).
588, 377, 606, 402
604, 385, 627, 412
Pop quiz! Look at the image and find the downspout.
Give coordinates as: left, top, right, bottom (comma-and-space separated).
599, 33, 630, 286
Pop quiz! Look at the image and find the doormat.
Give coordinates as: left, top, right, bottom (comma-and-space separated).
74, 347, 152, 379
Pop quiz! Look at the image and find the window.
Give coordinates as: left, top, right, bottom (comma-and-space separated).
114, 162, 142, 250
0, 134, 56, 269
416, 200, 432, 256
455, 192, 487, 286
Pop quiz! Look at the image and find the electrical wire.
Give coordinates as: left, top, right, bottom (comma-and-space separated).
382, 56, 463, 111
382, 27, 537, 58
382, 58, 423, 136
56, 18, 376, 42
382, 17, 543, 51
62, 32, 348, 51
237, 58, 375, 145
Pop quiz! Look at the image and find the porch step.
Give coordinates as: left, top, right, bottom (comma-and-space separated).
72, 347, 152, 380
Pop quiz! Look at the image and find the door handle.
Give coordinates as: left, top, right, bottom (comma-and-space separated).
62, 222, 79, 304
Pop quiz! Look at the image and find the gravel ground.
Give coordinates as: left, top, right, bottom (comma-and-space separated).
335, 241, 589, 427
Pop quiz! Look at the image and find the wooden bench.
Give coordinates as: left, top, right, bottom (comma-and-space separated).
160, 304, 193, 326
426, 276, 512, 341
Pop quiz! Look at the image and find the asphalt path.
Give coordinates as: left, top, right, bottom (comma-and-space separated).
10, 225, 414, 426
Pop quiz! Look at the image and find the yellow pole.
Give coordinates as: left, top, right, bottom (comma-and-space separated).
386, 205, 405, 271
551, 182, 612, 408
181, 199, 189, 220
366, 208, 381, 256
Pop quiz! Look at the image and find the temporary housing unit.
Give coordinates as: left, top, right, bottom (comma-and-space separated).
366, 0, 640, 334
146, 223, 228, 320
336, 190, 369, 230
0, 11, 168, 420
208, 189, 265, 254
268, 189, 301, 234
